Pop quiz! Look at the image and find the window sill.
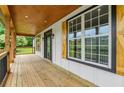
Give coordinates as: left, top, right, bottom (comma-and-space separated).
66, 57, 114, 73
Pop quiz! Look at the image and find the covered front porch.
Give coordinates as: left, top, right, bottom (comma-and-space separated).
0, 5, 84, 87
5, 54, 95, 87
1, 5, 124, 87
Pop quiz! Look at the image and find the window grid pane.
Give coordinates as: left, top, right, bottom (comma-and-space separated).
68, 5, 110, 67
68, 16, 81, 60
84, 5, 109, 66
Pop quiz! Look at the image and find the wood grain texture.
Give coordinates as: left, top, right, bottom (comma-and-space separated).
8, 5, 80, 36
116, 5, 124, 76
62, 21, 67, 58
0, 5, 10, 19
5, 54, 95, 87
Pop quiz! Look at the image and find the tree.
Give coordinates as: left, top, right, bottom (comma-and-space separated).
0, 34, 5, 48
0, 21, 5, 49
0, 22, 5, 35
25, 37, 33, 46
16, 36, 28, 47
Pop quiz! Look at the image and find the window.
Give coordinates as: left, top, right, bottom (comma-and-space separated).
84, 5, 109, 66
67, 5, 111, 68
68, 16, 82, 59
36, 35, 41, 51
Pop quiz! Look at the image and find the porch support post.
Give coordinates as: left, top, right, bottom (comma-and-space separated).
33, 37, 35, 54
5, 17, 11, 72
13, 32, 16, 58
10, 28, 16, 63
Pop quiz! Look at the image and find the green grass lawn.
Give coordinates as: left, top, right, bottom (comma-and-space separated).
16, 47, 33, 55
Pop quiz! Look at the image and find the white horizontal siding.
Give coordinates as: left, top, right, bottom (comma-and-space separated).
35, 5, 124, 86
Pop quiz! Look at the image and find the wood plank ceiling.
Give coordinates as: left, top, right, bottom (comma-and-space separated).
8, 5, 80, 36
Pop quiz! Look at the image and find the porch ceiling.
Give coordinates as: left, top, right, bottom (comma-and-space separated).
8, 5, 80, 36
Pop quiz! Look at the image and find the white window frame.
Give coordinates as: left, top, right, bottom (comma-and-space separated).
68, 15, 82, 61
67, 5, 112, 69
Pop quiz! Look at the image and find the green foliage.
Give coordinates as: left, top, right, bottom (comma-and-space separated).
0, 34, 5, 48
16, 36, 33, 47
0, 28, 4, 34
25, 37, 33, 46
0, 22, 5, 35
0, 21, 33, 48
0, 21, 5, 48
16, 36, 28, 47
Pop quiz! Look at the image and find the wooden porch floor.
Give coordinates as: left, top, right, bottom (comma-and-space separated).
5, 54, 95, 87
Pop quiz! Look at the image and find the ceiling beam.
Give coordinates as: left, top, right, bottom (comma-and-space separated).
0, 5, 10, 18
16, 33, 35, 37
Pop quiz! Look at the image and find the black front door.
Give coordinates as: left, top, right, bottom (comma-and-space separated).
44, 29, 52, 61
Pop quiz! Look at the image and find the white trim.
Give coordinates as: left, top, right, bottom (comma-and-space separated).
34, 5, 124, 87
81, 14, 85, 61
67, 5, 112, 69
108, 5, 112, 69
67, 16, 82, 60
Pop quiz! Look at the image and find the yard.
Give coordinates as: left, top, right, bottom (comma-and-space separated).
16, 47, 33, 55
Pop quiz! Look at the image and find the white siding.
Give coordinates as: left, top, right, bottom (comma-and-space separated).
35, 5, 124, 87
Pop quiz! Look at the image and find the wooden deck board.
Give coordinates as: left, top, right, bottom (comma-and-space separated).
5, 54, 95, 87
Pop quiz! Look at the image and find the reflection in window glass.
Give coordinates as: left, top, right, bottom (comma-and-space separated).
77, 17, 81, 23
92, 9, 98, 18
99, 25, 109, 34
85, 12, 91, 21
99, 5, 108, 15
69, 39, 81, 59
69, 22, 73, 27
68, 16, 81, 59
92, 45, 99, 54
85, 38, 91, 45
69, 27, 73, 33
92, 37, 99, 45
73, 25, 76, 32
69, 52, 75, 58
92, 54, 98, 62
92, 18, 98, 27
73, 19, 76, 25
69, 40, 74, 45
68, 33, 74, 39
76, 53, 81, 59
36, 35, 41, 51
100, 14, 108, 25
76, 32, 81, 38
76, 46, 81, 53
85, 54, 91, 61
100, 36, 108, 45
85, 46, 91, 53
77, 24, 81, 31
100, 55, 108, 65
85, 21, 91, 29
100, 46, 108, 55
68, 5, 111, 67
85, 28, 96, 36
76, 39, 81, 45
84, 5, 109, 66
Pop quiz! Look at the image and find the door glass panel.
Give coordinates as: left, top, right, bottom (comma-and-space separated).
47, 36, 51, 59
44, 30, 52, 60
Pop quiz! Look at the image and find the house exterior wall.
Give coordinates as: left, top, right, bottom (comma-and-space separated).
35, 5, 124, 86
